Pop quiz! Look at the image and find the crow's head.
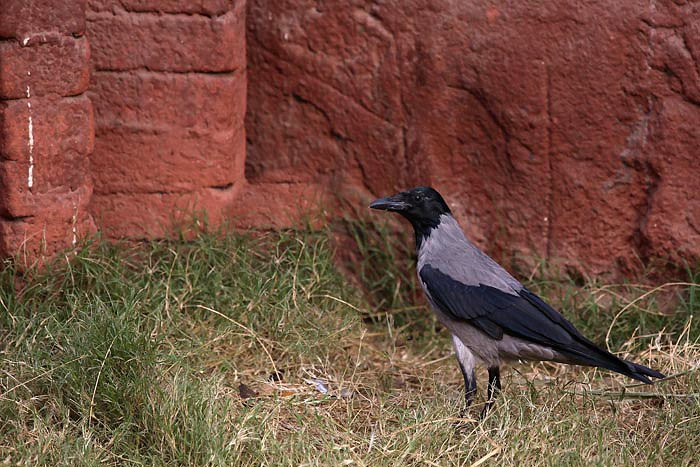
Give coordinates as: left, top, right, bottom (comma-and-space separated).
369, 186, 451, 230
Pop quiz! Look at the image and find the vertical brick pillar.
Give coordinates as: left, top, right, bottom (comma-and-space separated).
86, 1, 247, 238
0, 0, 96, 263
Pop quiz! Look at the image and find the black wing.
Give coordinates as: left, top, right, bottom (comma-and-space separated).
419, 264, 664, 383
419, 264, 576, 345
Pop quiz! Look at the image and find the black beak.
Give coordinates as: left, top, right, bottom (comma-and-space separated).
369, 194, 409, 212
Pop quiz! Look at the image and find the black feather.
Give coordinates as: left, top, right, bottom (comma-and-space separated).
419, 264, 665, 383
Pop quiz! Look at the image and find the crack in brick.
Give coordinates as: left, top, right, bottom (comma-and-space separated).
92, 122, 241, 136
86, 7, 232, 21
93, 185, 238, 196
291, 92, 333, 129
288, 92, 376, 192
643, 12, 700, 106
209, 182, 235, 192
93, 66, 240, 75
445, 82, 531, 173
545, 66, 554, 261
1, 214, 34, 222
1, 89, 90, 102
632, 161, 661, 264
255, 47, 397, 131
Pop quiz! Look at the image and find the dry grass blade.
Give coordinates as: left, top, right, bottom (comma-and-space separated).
1, 356, 86, 399
625, 368, 700, 388
88, 336, 117, 429
470, 447, 502, 467
196, 304, 280, 376
563, 389, 698, 399
605, 281, 699, 351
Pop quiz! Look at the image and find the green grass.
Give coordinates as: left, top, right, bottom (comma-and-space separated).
1, 224, 698, 466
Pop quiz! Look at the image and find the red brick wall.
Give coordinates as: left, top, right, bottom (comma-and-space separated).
0, 0, 96, 264
86, 0, 246, 238
0, 0, 247, 263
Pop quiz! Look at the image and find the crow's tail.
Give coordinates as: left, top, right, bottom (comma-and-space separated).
563, 342, 665, 384
617, 359, 665, 384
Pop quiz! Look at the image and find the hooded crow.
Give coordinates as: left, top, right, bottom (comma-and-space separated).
369, 186, 665, 416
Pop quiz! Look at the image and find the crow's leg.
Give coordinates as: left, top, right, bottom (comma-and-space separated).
451, 335, 476, 416
480, 366, 501, 418
458, 361, 477, 408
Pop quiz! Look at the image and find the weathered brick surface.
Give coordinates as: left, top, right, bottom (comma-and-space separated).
89, 70, 245, 132
0, 158, 91, 218
0, 36, 90, 99
91, 125, 244, 194
637, 96, 700, 267
88, 0, 234, 16
0, 95, 94, 162
87, 3, 245, 72
229, 182, 328, 229
86, 0, 247, 240
90, 184, 240, 239
0, 0, 95, 262
0, 95, 93, 217
0, 186, 95, 262
2, 0, 250, 258
0, 0, 86, 39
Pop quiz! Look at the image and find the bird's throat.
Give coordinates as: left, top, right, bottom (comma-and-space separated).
410, 218, 440, 251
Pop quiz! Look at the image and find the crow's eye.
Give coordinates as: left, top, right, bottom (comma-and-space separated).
414, 194, 424, 202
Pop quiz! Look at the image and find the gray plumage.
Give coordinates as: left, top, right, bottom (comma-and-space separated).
418, 214, 566, 367
369, 186, 664, 416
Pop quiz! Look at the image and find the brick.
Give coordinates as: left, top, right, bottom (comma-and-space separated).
89, 184, 240, 239
0, 94, 94, 162
90, 124, 244, 194
88, 0, 235, 16
0, 186, 95, 263
0, 36, 90, 99
0, 0, 86, 39
86, 4, 245, 72
0, 155, 90, 218
0, 95, 94, 218
89, 69, 245, 132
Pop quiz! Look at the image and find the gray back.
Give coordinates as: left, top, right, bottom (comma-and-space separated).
417, 215, 523, 295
